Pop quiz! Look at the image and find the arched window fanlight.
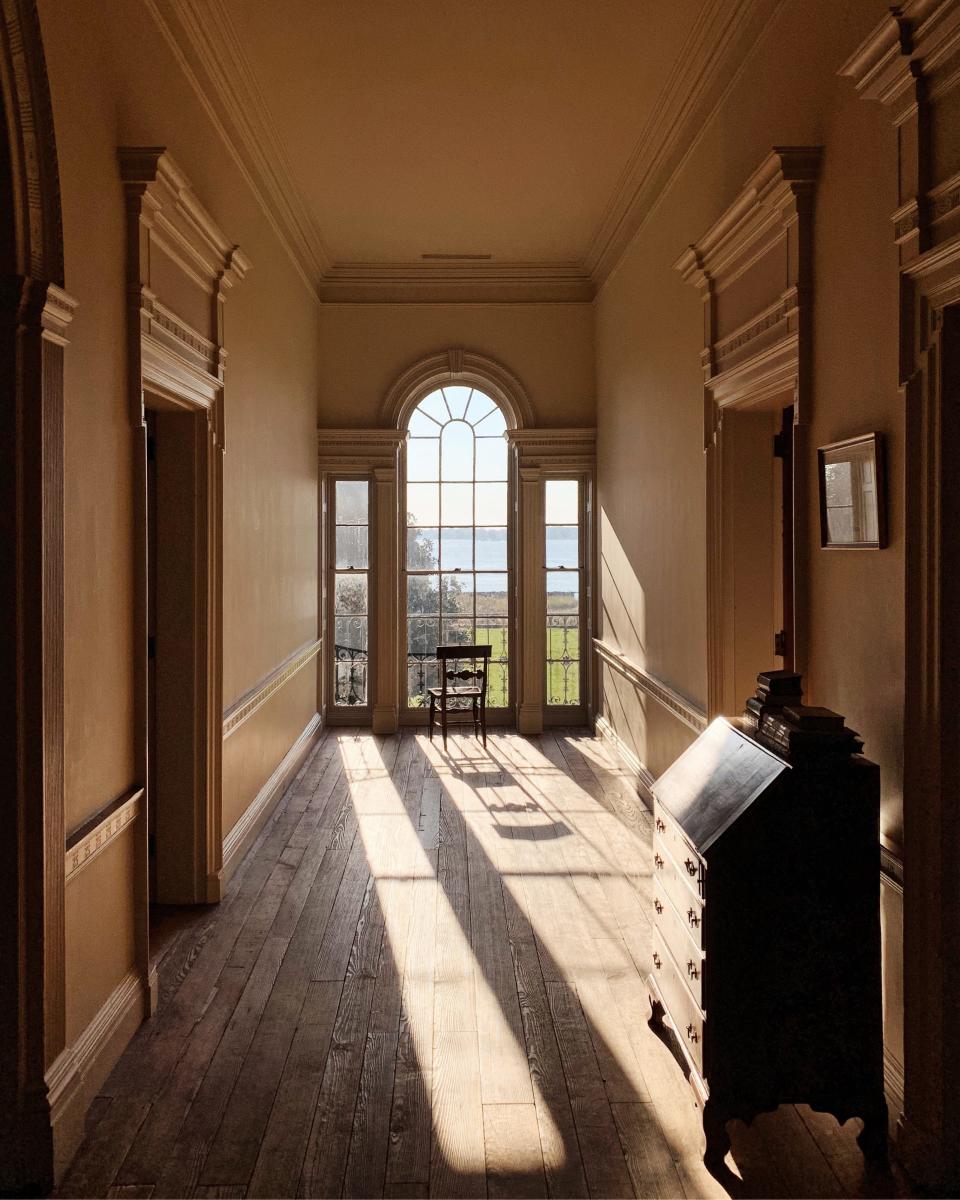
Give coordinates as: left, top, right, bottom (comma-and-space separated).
403, 387, 511, 709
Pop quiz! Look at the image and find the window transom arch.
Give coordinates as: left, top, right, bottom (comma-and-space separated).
403, 386, 512, 711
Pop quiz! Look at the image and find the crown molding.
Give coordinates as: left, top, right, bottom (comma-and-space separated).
585, 0, 786, 288
144, 0, 329, 295
146, 0, 785, 303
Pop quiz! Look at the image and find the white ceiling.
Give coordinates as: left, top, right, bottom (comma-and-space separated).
227, 0, 706, 267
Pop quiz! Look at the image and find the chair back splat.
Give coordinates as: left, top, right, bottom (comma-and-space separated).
428, 644, 492, 749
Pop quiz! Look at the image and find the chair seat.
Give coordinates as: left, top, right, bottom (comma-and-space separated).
428, 685, 482, 698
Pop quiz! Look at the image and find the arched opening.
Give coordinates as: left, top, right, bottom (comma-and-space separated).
403, 386, 512, 716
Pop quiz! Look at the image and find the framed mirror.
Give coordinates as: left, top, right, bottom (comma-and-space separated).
818, 432, 886, 549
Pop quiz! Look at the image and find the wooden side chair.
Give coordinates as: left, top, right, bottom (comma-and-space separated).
428, 644, 492, 749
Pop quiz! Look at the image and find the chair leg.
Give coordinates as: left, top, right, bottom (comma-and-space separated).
441, 704, 448, 750
480, 702, 487, 748
428, 695, 434, 741
473, 697, 480, 739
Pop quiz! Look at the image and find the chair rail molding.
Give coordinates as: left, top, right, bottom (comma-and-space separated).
842, 3, 960, 1189
676, 147, 820, 718
222, 638, 322, 739
593, 639, 708, 735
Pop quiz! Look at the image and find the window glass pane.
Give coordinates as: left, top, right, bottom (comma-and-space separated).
335, 525, 368, 569
406, 483, 439, 526
441, 421, 474, 480
486, 662, 509, 708
476, 617, 508, 662
407, 438, 439, 482
546, 572, 578, 613
443, 385, 472, 420
546, 616, 579, 662
474, 406, 507, 437
545, 525, 578, 569
545, 479, 578, 524
335, 480, 368, 524
335, 661, 368, 707
475, 527, 507, 570
475, 572, 508, 617
407, 574, 439, 615
441, 482, 473, 525
465, 391, 496, 425
417, 389, 449, 424
335, 573, 367, 615
441, 618, 474, 647
335, 615, 368, 653
441, 572, 473, 615
408, 408, 442, 438
475, 437, 507, 481
440, 528, 473, 570
547, 661, 580, 707
407, 660, 438, 706
407, 527, 439, 569
476, 481, 508, 524
408, 616, 439, 656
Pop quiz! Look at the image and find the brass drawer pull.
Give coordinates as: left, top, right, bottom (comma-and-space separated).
654, 854, 664, 869
687, 960, 700, 980
687, 908, 700, 928
684, 858, 698, 877
655, 817, 666, 832
686, 1023, 699, 1043
653, 952, 662, 970
654, 899, 663, 914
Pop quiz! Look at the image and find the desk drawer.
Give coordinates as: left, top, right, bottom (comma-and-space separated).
654, 806, 706, 899
652, 928, 705, 1074
653, 888, 704, 1007
654, 839, 705, 927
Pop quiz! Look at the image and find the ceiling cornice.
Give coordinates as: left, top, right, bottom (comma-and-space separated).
585, 0, 786, 288
145, 0, 785, 304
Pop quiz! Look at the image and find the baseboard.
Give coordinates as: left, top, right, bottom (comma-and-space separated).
219, 712, 323, 892
47, 966, 147, 1181
595, 713, 655, 803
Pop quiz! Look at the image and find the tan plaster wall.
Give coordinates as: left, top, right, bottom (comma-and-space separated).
317, 303, 595, 426
595, 0, 904, 1088
41, 0, 319, 1047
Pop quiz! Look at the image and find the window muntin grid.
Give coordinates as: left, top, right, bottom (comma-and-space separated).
404, 387, 510, 708
332, 479, 369, 707
545, 479, 581, 706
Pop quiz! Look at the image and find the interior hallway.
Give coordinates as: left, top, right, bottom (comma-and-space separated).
58, 730, 910, 1200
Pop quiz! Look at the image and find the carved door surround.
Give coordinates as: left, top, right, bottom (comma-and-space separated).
676, 147, 821, 718
0, 0, 77, 1188
320, 352, 596, 735
119, 149, 250, 960
842, 3, 960, 1188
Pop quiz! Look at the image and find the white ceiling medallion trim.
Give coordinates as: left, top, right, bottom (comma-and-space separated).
144, 0, 330, 295
380, 349, 534, 430
585, 0, 786, 289
146, 0, 784, 303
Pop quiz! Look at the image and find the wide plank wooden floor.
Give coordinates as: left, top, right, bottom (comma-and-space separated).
57, 729, 913, 1199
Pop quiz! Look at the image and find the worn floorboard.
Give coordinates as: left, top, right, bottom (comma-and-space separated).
57, 728, 907, 1200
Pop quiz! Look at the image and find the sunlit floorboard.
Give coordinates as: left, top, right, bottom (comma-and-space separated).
57, 729, 913, 1199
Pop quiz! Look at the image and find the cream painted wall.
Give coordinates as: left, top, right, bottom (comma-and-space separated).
40, 0, 320, 1042
318, 303, 595, 426
595, 0, 904, 1094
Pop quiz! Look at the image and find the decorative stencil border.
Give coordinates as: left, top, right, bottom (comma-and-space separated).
65, 789, 143, 883
222, 637, 321, 739
594, 638, 708, 733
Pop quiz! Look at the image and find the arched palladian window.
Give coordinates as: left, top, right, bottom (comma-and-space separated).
404, 387, 511, 710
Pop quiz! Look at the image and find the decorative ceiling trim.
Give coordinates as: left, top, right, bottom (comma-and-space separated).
380, 348, 535, 430
144, 0, 329, 294
584, 0, 786, 287
145, 0, 785, 302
